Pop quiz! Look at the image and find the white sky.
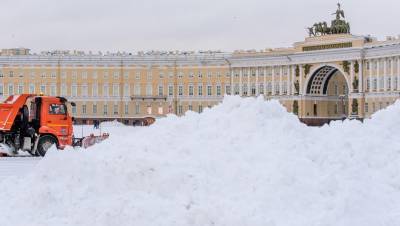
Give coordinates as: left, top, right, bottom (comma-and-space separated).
0, 0, 398, 53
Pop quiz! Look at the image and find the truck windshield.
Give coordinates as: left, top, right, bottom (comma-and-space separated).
49, 104, 67, 115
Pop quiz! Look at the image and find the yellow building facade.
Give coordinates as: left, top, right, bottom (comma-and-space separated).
1, 9, 400, 126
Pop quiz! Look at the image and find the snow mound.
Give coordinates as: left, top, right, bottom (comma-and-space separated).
1, 96, 400, 226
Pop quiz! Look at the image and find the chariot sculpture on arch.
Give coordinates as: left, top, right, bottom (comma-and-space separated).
307, 3, 351, 37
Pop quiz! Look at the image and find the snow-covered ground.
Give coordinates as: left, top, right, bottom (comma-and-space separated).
1, 96, 400, 226
0, 158, 41, 180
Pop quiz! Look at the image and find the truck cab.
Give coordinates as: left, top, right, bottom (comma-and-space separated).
0, 94, 75, 156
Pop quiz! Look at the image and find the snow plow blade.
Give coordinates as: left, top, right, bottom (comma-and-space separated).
74, 133, 110, 149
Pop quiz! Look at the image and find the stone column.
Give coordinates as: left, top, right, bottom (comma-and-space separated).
350, 61, 355, 93
398, 57, 400, 90
272, 66, 275, 95
247, 68, 250, 96
230, 67, 234, 95
279, 66, 283, 95
376, 60, 380, 91
359, 59, 363, 92
383, 58, 387, 91
299, 64, 303, 95
291, 66, 295, 95
255, 67, 259, 96
264, 67, 267, 97
391, 58, 395, 91
369, 60, 373, 92
239, 67, 243, 96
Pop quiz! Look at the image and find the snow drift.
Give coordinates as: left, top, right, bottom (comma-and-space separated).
1, 96, 400, 226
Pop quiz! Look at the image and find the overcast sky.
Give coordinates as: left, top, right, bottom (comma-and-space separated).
0, 0, 398, 53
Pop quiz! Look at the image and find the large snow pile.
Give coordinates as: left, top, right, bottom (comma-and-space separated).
1, 96, 400, 226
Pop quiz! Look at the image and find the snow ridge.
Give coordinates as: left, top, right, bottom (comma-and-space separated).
1, 96, 400, 226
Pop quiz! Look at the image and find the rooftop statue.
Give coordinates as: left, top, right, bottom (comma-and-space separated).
306, 3, 350, 37
332, 3, 345, 20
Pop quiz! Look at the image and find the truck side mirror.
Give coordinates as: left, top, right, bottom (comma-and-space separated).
71, 117, 75, 122
70, 102, 76, 107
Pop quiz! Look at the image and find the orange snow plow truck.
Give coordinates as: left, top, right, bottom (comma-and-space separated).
0, 94, 108, 157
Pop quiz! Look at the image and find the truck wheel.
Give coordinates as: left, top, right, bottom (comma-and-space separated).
37, 136, 57, 157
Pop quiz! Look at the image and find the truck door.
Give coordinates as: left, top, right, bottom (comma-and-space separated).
40, 99, 73, 147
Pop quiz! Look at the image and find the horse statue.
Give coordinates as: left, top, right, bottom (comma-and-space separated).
322, 22, 330, 35
307, 27, 315, 37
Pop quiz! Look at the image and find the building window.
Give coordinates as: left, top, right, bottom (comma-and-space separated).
379, 77, 384, 90
259, 84, 264, 94
113, 84, 119, 97
275, 83, 280, 95
82, 84, 88, 97
93, 104, 97, 114
282, 82, 288, 95
61, 71, 66, 79
232, 84, 238, 95
72, 71, 77, 80
242, 84, 248, 96
103, 71, 109, 79
135, 103, 140, 114
158, 85, 164, 96
134, 84, 141, 95
198, 71, 202, 78
216, 85, 221, 96
189, 71, 194, 78
50, 84, 56, 96
198, 105, 203, 113
124, 103, 129, 115
147, 71, 152, 80
0, 71, 3, 78
159, 72, 164, 79
388, 77, 391, 90
124, 84, 130, 97
40, 84, 46, 94
251, 84, 256, 95
207, 85, 212, 96
0, 84, 3, 96
92, 83, 98, 97
188, 105, 193, 111
103, 84, 109, 97
7, 83, 13, 95
168, 85, 173, 96
198, 85, 203, 96
60, 84, 66, 96
103, 104, 108, 116
82, 104, 87, 115
113, 104, 118, 115
135, 71, 141, 80
207, 71, 212, 78
82, 71, 87, 79
72, 105, 77, 115
146, 84, 153, 96
18, 84, 24, 94
178, 105, 183, 115
113, 72, 120, 79
225, 85, 231, 95
189, 85, 194, 96
178, 85, 183, 96
9, 71, 14, 77
365, 103, 369, 113
92, 71, 98, 79
147, 105, 152, 115
71, 84, 77, 97
366, 79, 370, 91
